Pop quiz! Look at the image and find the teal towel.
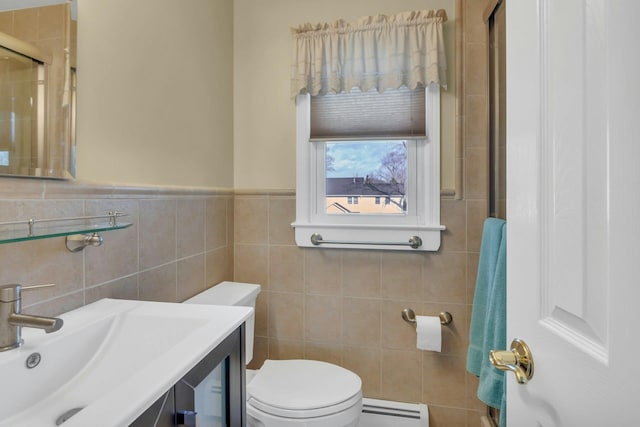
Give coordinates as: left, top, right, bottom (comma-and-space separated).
466, 218, 507, 425
477, 224, 506, 411
466, 218, 505, 376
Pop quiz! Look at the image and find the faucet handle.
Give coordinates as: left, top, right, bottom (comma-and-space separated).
0, 284, 56, 302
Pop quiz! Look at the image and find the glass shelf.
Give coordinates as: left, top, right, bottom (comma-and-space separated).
0, 222, 132, 244
0, 212, 132, 244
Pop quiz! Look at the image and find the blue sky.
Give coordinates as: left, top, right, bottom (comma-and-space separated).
326, 141, 404, 178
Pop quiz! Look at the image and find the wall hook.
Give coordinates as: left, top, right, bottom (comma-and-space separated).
65, 232, 104, 252
401, 307, 453, 325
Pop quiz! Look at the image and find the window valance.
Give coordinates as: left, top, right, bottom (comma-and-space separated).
291, 9, 448, 98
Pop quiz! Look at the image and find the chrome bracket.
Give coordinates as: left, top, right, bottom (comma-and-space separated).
65, 232, 104, 252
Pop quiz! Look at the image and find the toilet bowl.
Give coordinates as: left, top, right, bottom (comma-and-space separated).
184, 281, 362, 427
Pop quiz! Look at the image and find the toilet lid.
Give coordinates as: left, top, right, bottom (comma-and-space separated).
247, 359, 362, 418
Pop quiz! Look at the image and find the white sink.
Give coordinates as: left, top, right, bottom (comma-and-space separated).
0, 298, 252, 426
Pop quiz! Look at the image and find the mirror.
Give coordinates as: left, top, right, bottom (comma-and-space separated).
0, 0, 77, 179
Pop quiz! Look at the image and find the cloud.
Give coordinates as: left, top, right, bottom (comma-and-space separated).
326, 141, 404, 178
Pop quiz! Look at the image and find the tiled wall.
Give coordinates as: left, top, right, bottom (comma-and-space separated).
233, 2, 491, 426
0, 179, 234, 316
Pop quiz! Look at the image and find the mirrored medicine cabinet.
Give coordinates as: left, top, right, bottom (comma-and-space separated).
0, 0, 77, 179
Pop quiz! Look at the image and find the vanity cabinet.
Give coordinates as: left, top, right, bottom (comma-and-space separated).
130, 325, 246, 427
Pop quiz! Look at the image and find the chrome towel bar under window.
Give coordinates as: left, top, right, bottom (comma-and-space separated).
310, 233, 423, 249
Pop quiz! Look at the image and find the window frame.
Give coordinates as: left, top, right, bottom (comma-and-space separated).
292, 84, 445, 251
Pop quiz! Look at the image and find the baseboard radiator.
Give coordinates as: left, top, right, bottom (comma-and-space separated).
360, 398, 429, 427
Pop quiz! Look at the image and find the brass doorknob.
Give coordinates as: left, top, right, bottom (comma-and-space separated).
489, 338, 534, 384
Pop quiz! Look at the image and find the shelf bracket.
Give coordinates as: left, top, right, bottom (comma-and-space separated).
65, 232, 104, 252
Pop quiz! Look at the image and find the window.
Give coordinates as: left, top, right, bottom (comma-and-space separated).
292, 84, 445, 251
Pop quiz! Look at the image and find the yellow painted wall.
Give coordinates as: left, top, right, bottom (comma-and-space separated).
76, 0, 234, 187
75, 0, 454, 190
233, 0, 457, 190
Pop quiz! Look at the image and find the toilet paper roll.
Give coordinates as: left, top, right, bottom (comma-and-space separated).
416, 315, 442, 352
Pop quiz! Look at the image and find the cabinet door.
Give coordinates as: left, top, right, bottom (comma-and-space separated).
129, 325, 246, 427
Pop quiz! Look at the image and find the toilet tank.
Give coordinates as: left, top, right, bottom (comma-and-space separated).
184, 281, 261, 365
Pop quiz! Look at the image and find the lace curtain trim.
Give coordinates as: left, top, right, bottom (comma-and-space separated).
291, 9, 448, 97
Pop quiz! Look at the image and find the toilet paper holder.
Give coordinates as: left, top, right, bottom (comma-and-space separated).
402, 308, 453, 325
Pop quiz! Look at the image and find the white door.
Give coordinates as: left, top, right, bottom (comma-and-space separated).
506, 0, 640, 425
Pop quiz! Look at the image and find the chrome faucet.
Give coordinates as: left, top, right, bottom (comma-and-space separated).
0, 284, 63, 351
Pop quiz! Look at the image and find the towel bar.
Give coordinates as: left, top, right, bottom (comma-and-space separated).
401, 308, 453, 325
310, 233, 423, 249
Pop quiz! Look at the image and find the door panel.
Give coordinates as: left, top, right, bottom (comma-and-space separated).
540, 0, 609, 361
507, 0, 640, 424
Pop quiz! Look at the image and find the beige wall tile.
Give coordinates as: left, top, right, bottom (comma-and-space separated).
305, 248, 341, 295
254, 292, 269, 337
139, 263, 177, 303
178, 198, 205, 258
305, 294, 341, 343
304, 342, 342, 366
342, 346, 381, 398
177, 254, 205, 302
269, 338, 304, 360
466, 148, 489, 200
226, 198, 235, 247
206, 246, 232, 288
249, 336, 268, 369
428, 405, 467, 427
235, 197, 268, 244
423, 353, 467, 408
0, 178, 44, 198
380, 251, 423, 300
0, 238, 83, 306
24, 291, 83, 318
465, 95, 488, 148
0, 12, 13, 34
466, 410, 486, 427
466, 201, 489, 253
464, 0, 489, 44
342, 251, 381, 298
234, 244, 268, 287
441, 199, 467, 252
139, 199, 177, 270
381, 349, 422, 402
467, 252, 480, 304
85, 275, 139, 304
85, 199, 139, 287
342, 297, 380, 348
268, 292, 303, 340
269, 245, 303, 292
13, 7, 38, 41
381, 300, 418, 351
424, 252, 467, 304
465, 43, 488, 96
269, 196, 295, 245
205, 197, 227, 250
466, 371, 486, 412
37, 4, 66, 40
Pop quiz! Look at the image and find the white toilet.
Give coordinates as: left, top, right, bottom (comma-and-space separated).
184, 281, 362, 427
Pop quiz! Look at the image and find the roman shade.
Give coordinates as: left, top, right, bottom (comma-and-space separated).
310, 86, 425, 140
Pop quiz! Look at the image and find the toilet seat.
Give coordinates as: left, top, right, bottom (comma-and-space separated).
247, 359, 362, 419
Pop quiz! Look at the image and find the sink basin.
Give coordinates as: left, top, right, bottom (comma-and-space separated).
0, 298, 252, 426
